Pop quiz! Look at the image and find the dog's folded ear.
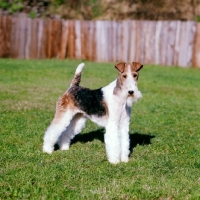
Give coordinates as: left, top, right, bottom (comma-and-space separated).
132, 62, 143, 72
115, 62, 126, 73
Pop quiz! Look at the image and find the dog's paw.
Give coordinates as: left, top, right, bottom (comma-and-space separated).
108, 158, 120, 164
43, 145, 54, 154
59, 144, 70, 151
121, 156, 129, 163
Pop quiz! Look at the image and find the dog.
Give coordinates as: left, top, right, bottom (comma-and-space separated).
43, 62, 143, 164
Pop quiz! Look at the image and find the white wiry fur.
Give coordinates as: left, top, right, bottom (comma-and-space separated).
75, 63, 85, 74
43, 62, 143, 164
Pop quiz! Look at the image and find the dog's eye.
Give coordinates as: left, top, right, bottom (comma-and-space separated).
133, 74, 137, 78
123, 75, 127, 78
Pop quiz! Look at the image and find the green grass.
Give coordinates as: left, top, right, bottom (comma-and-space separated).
0, 59, 200, 199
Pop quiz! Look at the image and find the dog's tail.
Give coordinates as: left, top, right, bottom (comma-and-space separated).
70, 63, 85, 87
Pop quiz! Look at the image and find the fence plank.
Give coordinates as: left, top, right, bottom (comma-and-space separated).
145, 21, 154, 64
6, 16, 12, 57
53, 20, 62, 58
30, 19, 38, 59
193, 23, 200, 68
0, 17, 3, 57
129, 21, 136, 62
60, 20, 69, 59
135, 21, 142, 63
155, 21, 162, 65
143, 21, 149, 64
96, 21, 103, 62
178, 22, 188, 67
18, 18, 26, 59
10, 18, 20, 58
174, 21, 181, 66
186, 21, 196, 67
81, 21, 88, 60
102, 21, 108, 62
75, 20, 81, 60
150, 21, 157, 64
41, 19, 49, 59
116, 21, 122, 62
107, 21, 112, 62
140, 21, 145, 63
89, 21, 96, 61
37, 19, 43, 59
166, 21, 177, 66
122, 21, 130, 62
0, 16, 7, 57
95, 21, 100, 62
0, 16, 11, 57
160, 21, 169, 66
67, 20, 75, 59
177, 21, 195, 67
24, 18, 31, 59
47, 19, 52, 58
85, 21, 90, 61
112, 21, 117, 62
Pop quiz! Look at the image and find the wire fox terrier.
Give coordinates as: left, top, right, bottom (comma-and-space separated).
43, 62, 143, 164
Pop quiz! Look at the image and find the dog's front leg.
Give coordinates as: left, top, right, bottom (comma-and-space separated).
119, 105, 131, 163
104, 117, 121, 164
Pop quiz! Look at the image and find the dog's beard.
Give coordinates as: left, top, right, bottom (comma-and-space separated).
126, 90, 142, 106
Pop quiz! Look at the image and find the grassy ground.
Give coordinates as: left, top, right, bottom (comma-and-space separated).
0, 59, 200, 199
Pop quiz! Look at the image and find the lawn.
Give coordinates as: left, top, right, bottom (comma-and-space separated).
0, 59, 200, 199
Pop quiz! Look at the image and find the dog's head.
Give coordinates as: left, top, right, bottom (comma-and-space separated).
114, 62, 143, 104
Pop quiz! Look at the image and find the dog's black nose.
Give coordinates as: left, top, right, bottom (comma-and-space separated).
128, 90, 134, 95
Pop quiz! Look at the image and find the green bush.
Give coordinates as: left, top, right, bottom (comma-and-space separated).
194, 16, 200, 22
52, 0, 64, 6
29, 11, 36, 19
0, 0, 9, 10
0, 0, 24, 13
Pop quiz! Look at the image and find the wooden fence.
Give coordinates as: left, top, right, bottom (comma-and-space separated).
0, 16, 200, 67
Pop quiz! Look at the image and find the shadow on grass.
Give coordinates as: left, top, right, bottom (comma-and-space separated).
72, 129, 104, 144
129, 132, 155, 153
72, 129, 155, 152
54, 129, 155, 153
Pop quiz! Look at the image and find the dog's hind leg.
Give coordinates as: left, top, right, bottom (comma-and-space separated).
59, 114, 87, 151
43, 109, 75, 154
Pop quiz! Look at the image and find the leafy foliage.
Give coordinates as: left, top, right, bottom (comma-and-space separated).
0, 0, 24, 13
0, 0, 9, 10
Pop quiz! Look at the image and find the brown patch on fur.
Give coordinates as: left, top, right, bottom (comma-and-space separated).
115, 62, 126, 73
131, 62, 143, 72
57, 93, 71, 110
102, 99, 109, 117
52, 92, 76, 123
113, 77, 122, 95
115, 62, 143, 74
114, 63, 129, 94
